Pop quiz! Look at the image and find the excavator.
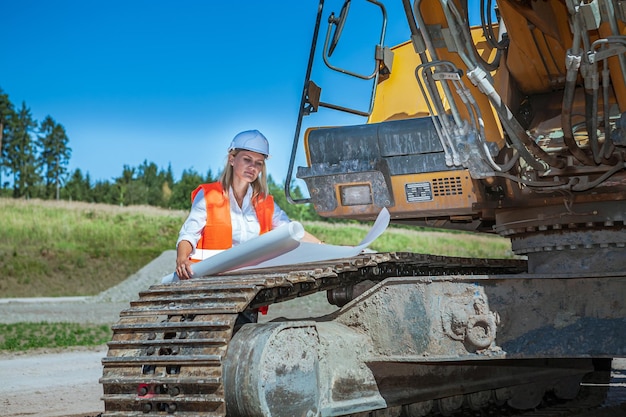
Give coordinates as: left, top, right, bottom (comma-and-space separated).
100, 1, 626, 416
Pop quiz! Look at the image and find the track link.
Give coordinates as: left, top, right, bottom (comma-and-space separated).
101, 252, 525, 416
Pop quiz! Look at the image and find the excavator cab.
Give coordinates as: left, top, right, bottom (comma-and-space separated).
287, 0, 506, 232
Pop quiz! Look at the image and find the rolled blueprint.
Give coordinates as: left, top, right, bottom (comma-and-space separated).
162, 207, 390, 284
162, 221, 305, 283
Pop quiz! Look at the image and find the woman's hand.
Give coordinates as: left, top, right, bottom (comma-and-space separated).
176, 240, 194, 280
176, 258, 194, 280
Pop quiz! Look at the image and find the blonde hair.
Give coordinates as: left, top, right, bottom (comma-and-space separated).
219, 149, 269, 201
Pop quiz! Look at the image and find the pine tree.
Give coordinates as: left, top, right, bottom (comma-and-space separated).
4, 102, 39, 198
136, 160, 162, 206
169, 168, 205, 209
62, 168, 91, 201
0, 89, 16, 192
160, 163, 176, 207
38, 116, 72, 199
114, 165, 136, 206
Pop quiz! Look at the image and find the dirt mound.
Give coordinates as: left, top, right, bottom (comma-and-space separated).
93, 250, 176, 303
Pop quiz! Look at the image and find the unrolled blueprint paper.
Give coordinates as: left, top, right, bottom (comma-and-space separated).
162, 208, 389, 284
243, 207, 390, 269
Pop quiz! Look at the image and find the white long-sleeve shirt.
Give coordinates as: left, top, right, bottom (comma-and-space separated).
177, 186, 290, 259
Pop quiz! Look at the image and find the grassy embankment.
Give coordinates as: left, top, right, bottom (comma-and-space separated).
0, 197, 514, 351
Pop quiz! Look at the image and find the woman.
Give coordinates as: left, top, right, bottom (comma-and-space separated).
175, 129, 321, 280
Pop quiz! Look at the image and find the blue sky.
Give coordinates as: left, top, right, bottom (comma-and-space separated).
3, 1, 482, 188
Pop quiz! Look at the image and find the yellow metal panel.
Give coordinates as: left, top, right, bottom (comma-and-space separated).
368, 2, 504, 147
369, 40, 432, 121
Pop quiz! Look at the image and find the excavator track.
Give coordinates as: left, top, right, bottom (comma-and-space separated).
99, 253, 624, 417
101, 252, 526, 416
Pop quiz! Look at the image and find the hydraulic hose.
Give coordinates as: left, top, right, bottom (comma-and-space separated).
586, 88, 601, 164
443, 0, 562, 171
562, 0, 596, 166
467, 66, 562, 170
562, 52, 595, 166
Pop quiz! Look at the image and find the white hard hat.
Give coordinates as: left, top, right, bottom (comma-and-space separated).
228, 130, 270, 158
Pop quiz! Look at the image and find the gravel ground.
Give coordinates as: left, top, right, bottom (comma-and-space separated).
0, 252, 623, 417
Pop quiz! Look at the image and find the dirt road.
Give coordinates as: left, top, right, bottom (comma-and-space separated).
0, 347, 106, 417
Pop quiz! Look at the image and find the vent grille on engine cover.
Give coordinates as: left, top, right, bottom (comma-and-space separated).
432, 176, 463, 196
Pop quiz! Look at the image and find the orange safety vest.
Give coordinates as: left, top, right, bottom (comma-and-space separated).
191, 182, 275, 256
190, 182, 274, 315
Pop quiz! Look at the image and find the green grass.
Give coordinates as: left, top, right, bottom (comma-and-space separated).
0, 322, 112, 351
0, 198, 186, 298
305, 222, 513, 259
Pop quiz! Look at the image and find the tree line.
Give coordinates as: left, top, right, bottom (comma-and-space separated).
0, 87, 321, 221
0, 88, 71, 200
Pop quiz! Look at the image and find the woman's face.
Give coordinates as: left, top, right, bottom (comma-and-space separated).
230, 150, 265, 184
